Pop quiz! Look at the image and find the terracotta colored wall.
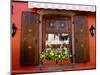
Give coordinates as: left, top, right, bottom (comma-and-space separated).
88, 14, 96, 66
12, 2, 96, 72
12, 2, 38, 71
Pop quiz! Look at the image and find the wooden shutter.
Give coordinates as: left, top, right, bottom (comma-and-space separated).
74, 15, 90, 63
20, 12, 39, 66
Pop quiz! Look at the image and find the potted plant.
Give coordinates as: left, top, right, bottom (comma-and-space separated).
56, 50, 63, 64
62, 47, 72, 64
46, 49, 56, 65
40, 51, 48, 65
40, 45, 72, 65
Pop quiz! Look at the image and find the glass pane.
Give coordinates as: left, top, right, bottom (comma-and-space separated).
47, 20, 56, 28
46, 20, 66, 30
46, 33, 69, 49
56, 20, 66, 29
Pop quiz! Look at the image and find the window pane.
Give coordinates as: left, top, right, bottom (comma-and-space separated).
46, 33, 69, 48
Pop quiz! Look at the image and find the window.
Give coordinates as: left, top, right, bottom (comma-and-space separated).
43, 15, 71, 53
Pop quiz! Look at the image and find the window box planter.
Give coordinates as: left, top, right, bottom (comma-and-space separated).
42, 60, 56, 65
42, 60, 49, 65
40, 46, 72, 65
57, 60, 62, 65
57, 59, 71, 65
49, 60, 56, 65
63, 59, 71, 64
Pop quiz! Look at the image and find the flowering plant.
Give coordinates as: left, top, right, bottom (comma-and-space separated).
40, 47, 72, 64
40, 52, 46, 62
46, 49, 56, 60
62, 47, 72, 60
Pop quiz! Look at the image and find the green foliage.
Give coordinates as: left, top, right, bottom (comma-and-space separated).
40, 52, 46, 62
62, 47, 72, 60
46, 49, 56, 60
40, 47, 72, 62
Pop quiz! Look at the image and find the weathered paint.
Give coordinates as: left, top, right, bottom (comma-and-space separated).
12, 2, 96, 73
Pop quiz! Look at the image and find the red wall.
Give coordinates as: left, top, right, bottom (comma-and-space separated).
12, 2, 38, 71
88, 14, 96, 66
12, 2, 96, 73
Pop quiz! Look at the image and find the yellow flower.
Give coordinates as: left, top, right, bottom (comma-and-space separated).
50, 52, 54, 56
63, 47, 68, 51
58, 55, 61, 58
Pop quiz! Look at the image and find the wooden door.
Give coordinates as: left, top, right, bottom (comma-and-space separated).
20, 12, 39, 66
74, 15, 90, 63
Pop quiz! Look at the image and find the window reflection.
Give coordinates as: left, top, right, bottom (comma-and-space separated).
46, 33, 69, 48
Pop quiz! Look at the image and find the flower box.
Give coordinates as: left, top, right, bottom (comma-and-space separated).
63, 59, 71, 64
40, 46, 72, 65
42, 60, 49, 65
42, 60, 56, 65
49, 60, 56, 65
57, 60, 62, 65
